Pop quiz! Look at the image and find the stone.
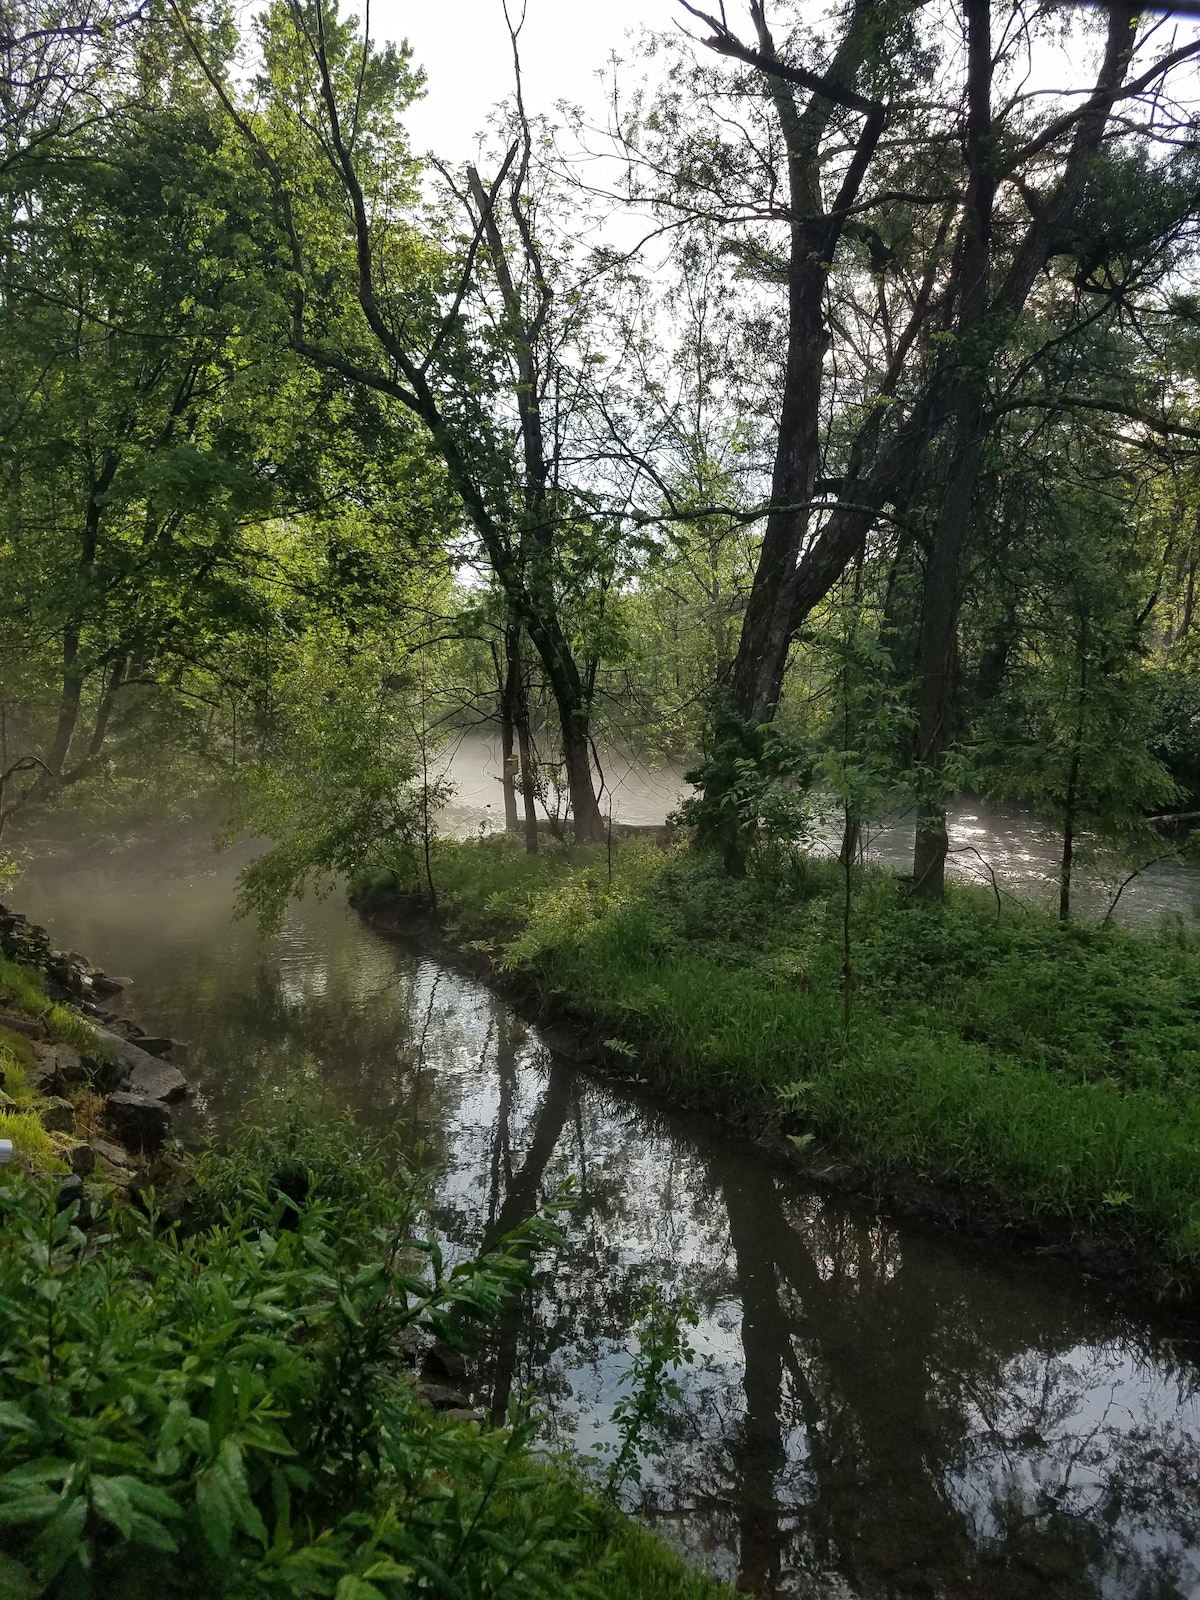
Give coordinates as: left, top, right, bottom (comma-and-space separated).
90, 1029, 187, 1103
49, 1044, 84, 1088
422, 1340, 470, 1383
27, 1049, 65, 1096
91, 1137, 134, 1167
55, 1174, 84, 1212
442, 1407, 486, 1425
130, 1154, 198, 1228
28, 1043, 83, 1096
126, 1057, 188, 1104
0, 1013, 45, 1040
38, 1097, 76, 1134
66, 1142, 96, 1178
417, 1381, 473, 1411
90, 973, 132, 997
105, 1093, 170, 1153
136, 1037, 175, 1059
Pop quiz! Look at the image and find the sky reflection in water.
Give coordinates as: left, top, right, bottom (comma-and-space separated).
12, 846, 1200, 1600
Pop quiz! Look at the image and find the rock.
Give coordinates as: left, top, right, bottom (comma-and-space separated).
38, 1097, 76, 1134
417, 1381, 473, 1411
422, 1340, 470, 1383
136, 1037, 175, 1059
28, 1044, 83, 1096
55, 1174, 84, 1212
0, 1013, 45, 1040
90, 973, 132, 997
0, 1090, 19, 1114
130, 1153, 198, 1228
442, 1407, 486, 1425
50, 1044, 84, 1089
91, 1137, 135, 1167
66, 1142, 96, 1178
27, 1049, 65, 1096
105, 1093, 170, 1153
90, 1029, 187, 1103
391, 1325, 425, 1365
126, 1057, 188, 1104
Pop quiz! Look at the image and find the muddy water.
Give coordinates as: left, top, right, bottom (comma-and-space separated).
13, 843, 1200, 1600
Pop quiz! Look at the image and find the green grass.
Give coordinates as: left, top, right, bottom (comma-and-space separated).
0, 953, 101, 1053
387, 835, 1200, 1288
0, 1108, 65, 1168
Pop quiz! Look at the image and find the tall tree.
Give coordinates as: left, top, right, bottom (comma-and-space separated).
624, 0, 1200, 886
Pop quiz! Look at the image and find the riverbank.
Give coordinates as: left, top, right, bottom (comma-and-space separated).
0, 903, 736, 1600
355, 834, 1200, 1306
0, 904, 194, 1208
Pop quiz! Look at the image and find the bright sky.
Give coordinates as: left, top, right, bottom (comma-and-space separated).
371, 0, 678, 160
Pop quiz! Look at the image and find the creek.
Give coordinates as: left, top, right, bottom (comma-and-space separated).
12, 832, 1200, 1600
440, 731, 1200, 930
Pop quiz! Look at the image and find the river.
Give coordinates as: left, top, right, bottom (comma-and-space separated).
439, 731, 1200, 931
11, 830, 1200, 1600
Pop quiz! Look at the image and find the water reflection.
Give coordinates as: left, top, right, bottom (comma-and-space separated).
13, 852, 1200, 1599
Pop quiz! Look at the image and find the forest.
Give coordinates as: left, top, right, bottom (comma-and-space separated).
5, 0, 1200, 1595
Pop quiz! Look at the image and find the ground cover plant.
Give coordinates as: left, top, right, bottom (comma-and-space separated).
382, 835, 1200, 1291
0, 1116, 736, 1600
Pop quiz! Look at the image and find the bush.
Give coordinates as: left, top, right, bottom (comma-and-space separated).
0, 1123, 733, 1599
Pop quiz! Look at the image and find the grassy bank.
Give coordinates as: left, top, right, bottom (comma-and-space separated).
360, 834, 1200, 1296
0, 1105, 735, 1600
0, 953, 104, 1171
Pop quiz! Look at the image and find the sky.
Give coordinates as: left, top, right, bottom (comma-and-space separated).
371, 0, 679, 161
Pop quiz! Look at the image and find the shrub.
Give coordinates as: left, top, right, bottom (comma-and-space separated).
0, 1123, 731, 1599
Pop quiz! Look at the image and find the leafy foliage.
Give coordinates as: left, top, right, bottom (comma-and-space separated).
0, 1119, 731, 1599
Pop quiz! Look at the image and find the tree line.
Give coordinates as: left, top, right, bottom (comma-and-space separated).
4, 0, 1200, 917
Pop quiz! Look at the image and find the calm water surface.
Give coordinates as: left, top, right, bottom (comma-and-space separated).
13, 843, 1200, 1600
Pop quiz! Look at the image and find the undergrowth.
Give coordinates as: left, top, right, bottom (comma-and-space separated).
0, 1115, 734, 1600
0, 956, 100, 1054
378, 835, 1200, 1287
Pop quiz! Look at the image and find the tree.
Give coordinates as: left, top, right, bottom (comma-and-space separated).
619, 0, 1200, 885
176, 0, 666, 840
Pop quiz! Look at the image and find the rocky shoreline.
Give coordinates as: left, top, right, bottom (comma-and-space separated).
0, 901, 193, 1218
0, 900, 486, 1418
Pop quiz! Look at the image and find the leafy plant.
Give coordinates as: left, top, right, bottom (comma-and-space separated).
0, 1122, 730, 1599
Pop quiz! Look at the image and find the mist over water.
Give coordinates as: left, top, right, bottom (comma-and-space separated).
12, 827, 1200, 1599
440, 731, 1200, 929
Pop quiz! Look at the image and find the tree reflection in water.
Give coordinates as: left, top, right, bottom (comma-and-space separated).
14, 861, 1200, 1600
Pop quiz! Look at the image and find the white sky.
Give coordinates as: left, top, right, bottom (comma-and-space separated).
371, 0, 679, 160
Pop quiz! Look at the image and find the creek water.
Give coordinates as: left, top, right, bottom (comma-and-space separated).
440, 731, 1200, 931
12, 832, 1200, 1600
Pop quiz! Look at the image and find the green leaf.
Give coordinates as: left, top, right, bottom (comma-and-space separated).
90, 1475, 134, 1539
0, 1551, 38, 1599
209, 1365, 236, 1452
195, 1468, 234, 1559
334, 1578, 387, 1600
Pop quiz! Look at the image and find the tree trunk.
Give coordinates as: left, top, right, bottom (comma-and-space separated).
910, 0, 994, 901
499, 638, 520, 834
1059, 757, 1079, 924
561, 712, 602, 845
504, 621, 539, 852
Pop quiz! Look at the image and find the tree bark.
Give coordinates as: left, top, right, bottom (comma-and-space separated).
911, 0, 995, 901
